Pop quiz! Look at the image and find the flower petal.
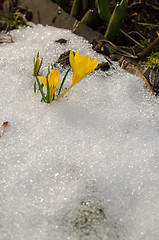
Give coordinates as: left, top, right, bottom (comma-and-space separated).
38, 76, 47, 88
69, 51, 76, 71
84, 59, 99, 75
69, 50, 99, 93
48, 70, 55, 87
79, 55, 90, 65
75, 50, 82, 62
54, 69, 60, 87
48, 69, 60, 88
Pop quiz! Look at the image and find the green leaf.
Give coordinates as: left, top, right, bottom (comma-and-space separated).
81, 9, 98, 28
96, 0, 111, 23
34, 81, 36, 93
35, 74, 46, 102
46, 77, 50, 103
58, 67, 70, 96
104, 0, 127, 41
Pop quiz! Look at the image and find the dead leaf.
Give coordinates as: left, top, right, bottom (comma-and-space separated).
118, 57, 154, 95
0, 121, 9, 137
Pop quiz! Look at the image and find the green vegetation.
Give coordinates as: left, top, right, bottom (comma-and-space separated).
0, 6, 26, 30
142, 52, 159, 72
51, 0, 127, 42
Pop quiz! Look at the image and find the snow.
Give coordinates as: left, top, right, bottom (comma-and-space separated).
0, 23, 159, 240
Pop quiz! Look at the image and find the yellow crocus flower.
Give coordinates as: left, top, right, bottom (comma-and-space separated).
38, 69, 60, 102
56, 50, 99, 100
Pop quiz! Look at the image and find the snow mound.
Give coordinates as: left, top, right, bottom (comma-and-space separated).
0, 24, 159, 240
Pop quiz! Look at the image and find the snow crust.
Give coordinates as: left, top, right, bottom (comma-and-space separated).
0, 24, 159, 240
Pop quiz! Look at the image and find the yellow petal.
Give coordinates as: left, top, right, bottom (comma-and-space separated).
71, 73, 83, 85
69, 50, 99, 88
78, 55, 91, 70
69, 51, 76, 71
38, 76, 47, 88
48, 69, 60, 88
57, 51, 98, 100
48, 70, 54, 84
48, 69, 60, 101
49, 87, 55, 101
54, 69, 60, 87
74, 50, 82, 62
84, 59, 99, 75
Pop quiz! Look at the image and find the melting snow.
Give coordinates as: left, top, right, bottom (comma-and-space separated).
0, 23, 159, 240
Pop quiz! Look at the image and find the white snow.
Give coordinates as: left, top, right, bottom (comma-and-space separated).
0, 23, 159, 240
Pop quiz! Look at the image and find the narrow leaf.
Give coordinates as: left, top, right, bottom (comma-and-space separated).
35, 74, 46, 102
46, 77, 50, 103
34, 81, 36, 93
96, 0, 111, 23
58, 67, 70, 96
104, 0, 127, 41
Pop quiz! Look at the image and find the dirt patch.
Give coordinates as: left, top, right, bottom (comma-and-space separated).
55, 50, 70, 68
55, 38, 67, 44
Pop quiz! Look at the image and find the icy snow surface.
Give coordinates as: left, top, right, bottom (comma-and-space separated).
0, 24, 159, 240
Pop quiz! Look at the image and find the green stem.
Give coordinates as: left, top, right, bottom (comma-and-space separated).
56, 85, 73, 101
34, 81, 36, 93
33, 56, 37, 76
58, 68, 71, 96
35, 74, 46, 102
46, 77, 50, 103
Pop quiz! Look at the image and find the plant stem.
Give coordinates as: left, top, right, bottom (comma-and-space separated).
46, 77, 50, 103
58, 67, 70, 96
35, 74, 46, 102
56, 85, 73, 101
34, 81, 36, 93
137, 36, 159, 60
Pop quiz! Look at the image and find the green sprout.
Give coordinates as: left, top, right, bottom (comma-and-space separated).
104, 0, 127, 41
70, 0, 127, 42
57, 67, 70, 96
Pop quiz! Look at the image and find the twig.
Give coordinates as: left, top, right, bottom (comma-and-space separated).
145, 3, 159, 11
136, 22, 159, 28
128, 2, 142, 9
119, 57, 154, 95
99, 39, 138, 59
120, 29, 144, 47
137, 36, 159, 60
126, 30, 146, 40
